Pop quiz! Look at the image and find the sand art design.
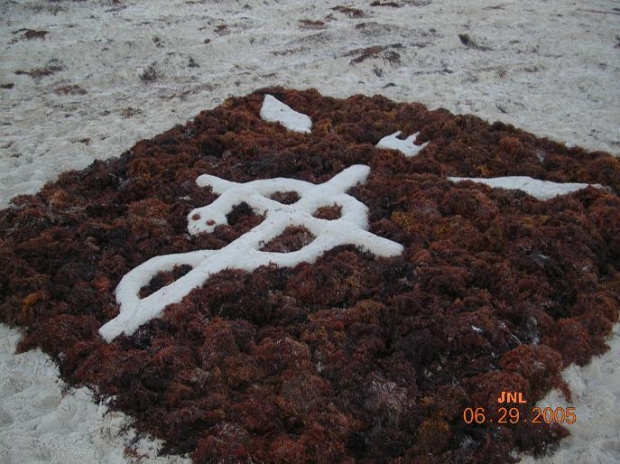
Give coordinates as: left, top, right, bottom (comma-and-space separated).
100, 165, 403, 341
100, 87, 602, 341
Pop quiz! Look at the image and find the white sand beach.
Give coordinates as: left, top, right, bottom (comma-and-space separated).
1, 0, 619, 462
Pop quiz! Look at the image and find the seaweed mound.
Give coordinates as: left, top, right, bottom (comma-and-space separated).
1, 88, 619, 463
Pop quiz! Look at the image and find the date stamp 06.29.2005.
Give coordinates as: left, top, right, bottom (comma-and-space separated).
462, 391, 577, 426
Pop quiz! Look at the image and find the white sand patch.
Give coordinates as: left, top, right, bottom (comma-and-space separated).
376, 131, 428, 157
448, 176, 604, 200
0, 325, 190, 464
0, 0, 619, 462
260, 94, 312, 133
520, 324, 620, 464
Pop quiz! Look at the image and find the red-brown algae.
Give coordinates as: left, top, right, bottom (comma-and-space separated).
0, 87, 619, 462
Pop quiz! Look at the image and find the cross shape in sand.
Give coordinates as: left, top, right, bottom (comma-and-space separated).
99, 165, 403, 341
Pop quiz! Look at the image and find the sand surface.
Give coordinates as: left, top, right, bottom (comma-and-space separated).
1, 0, 619, 462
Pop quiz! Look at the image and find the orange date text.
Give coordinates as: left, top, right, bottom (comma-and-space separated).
462, 406, 577, 425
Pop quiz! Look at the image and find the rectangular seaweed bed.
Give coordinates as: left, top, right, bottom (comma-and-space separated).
1, 87, 620, 463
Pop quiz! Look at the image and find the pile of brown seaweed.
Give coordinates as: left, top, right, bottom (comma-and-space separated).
1, 88, 620, 463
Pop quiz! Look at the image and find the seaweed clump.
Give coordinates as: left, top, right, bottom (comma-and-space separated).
1, 87, 620, 463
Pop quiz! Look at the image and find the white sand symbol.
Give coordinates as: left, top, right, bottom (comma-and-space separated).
260, 94, 312, 133
374, 132, 603, 197
99, 165, 403, 341
376, 131, 428, 157
448, 176, 604, 200
257, 99, 601, 199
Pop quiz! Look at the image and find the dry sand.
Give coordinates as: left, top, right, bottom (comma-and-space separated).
1, 0, 619, 462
